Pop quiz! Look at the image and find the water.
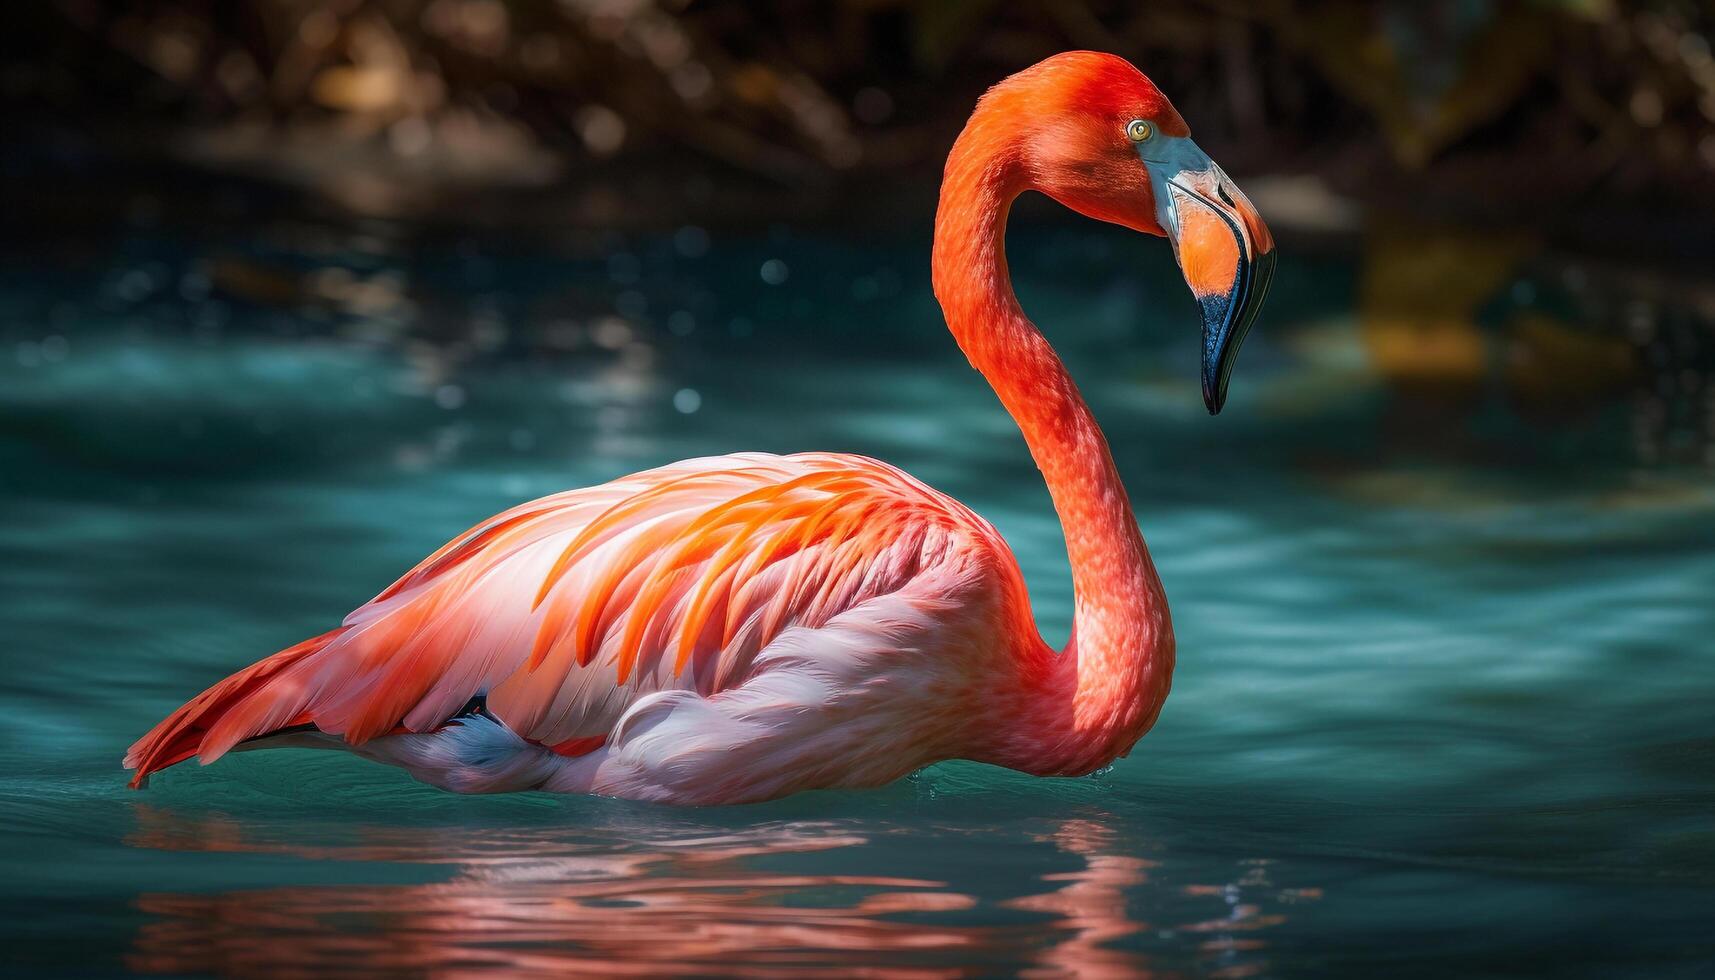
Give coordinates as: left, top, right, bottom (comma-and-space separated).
2, 207, 1712, 977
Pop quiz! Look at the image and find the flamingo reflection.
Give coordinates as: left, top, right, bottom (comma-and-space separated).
1004, 819, 1155, 978
125, 807, 1315, 977
127, 808, 980, 978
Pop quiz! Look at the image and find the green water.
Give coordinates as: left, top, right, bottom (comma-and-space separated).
1, 213, 1712, 977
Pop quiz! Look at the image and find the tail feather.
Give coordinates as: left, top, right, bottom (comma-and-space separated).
124, 628, 345, 788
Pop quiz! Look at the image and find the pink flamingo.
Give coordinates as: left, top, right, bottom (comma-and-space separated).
126, 52, 1274, 804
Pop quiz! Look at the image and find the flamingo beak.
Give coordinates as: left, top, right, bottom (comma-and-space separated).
1144, 139, 1276, 414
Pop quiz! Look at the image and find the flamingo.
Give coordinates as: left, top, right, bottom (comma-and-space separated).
125, 51, 1275, 804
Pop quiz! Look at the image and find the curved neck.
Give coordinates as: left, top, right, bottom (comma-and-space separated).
932, 121, 1174, 775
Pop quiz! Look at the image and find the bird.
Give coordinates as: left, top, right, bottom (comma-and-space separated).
125, 51, 1275, 805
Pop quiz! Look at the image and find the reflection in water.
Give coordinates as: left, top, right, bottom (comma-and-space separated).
1179, 862, 1322, 980
123, 805, 1315, 977
1355, 214, 1713, 468
1003, 819, 1153, 978
127, 809, 975, 978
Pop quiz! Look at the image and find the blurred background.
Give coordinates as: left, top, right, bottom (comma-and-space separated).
5, 0, 1715, 462
3, 2, 1714, 978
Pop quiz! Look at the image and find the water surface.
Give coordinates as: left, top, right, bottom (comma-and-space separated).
2, 212, 1712, 977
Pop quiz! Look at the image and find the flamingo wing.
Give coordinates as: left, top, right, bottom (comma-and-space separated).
124, 452, 1014, 787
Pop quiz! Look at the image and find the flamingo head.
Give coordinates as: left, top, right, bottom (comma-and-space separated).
987, 52, 1277, 414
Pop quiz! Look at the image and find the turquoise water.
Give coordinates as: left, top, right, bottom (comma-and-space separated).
2, 213, 1712, 977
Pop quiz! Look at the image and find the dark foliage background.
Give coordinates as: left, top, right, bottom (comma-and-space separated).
6, 1, 1714, 243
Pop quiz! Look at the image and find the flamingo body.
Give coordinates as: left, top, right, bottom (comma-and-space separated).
129, 453, 1030, 802
126, 52, 1274, 803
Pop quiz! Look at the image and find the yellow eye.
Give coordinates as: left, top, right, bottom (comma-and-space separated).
1126, 119, 1153, 143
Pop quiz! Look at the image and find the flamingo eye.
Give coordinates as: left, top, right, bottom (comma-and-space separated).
1126, 119, 1153, 143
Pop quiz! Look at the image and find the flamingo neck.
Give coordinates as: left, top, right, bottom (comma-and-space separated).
931, 123, 1174, 775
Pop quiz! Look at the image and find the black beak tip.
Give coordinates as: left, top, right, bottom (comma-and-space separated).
1195, 245, 1275, 419
1200, 360, 1226, 414
1196, 293, 1233, 416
